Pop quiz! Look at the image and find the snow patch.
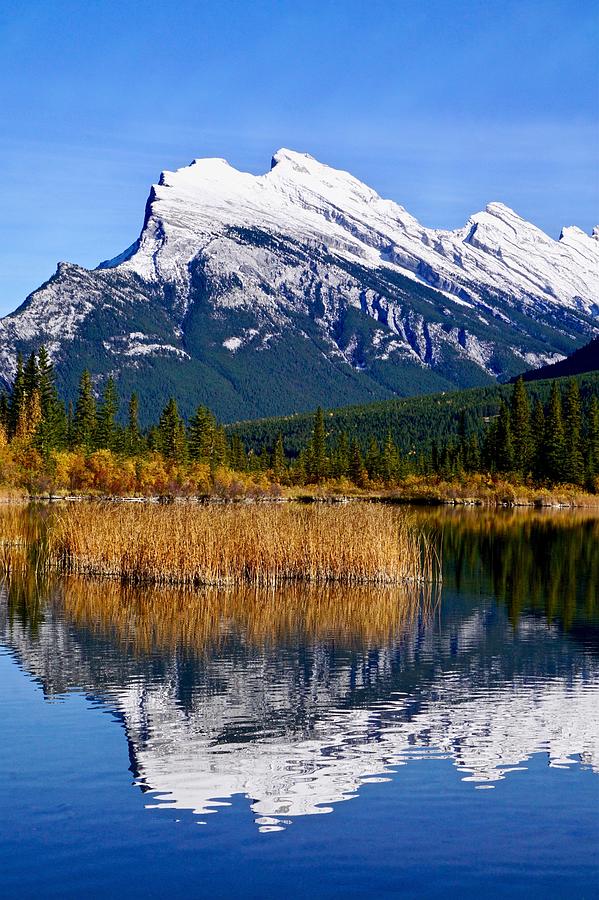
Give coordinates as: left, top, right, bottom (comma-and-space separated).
223, 337, 243, 352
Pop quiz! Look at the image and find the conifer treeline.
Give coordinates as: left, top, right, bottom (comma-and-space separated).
1, 348, 598, 492
0, 353, 224, 465
424, 378, 598, 488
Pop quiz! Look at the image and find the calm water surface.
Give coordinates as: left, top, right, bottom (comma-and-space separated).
1, 507, 598, 898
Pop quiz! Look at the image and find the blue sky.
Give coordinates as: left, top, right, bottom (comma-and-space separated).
0, 0, 597, 316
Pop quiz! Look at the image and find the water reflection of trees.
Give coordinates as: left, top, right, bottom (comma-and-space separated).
0, 503, 54, 638
419, 509, 599, 632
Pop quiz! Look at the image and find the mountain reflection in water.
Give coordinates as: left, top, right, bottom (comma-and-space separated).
1, 507, 598, 833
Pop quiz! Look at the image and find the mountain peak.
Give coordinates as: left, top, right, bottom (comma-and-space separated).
270, 148, 317, 170
477, 201, 530, 227
466, 202, 558, 250
1, 148, 597, 422
484, 201, 518, 216
90, 148, 599, 324
158, 156, 238, 188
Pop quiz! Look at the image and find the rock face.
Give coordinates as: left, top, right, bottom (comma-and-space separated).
1, 149, 597, 421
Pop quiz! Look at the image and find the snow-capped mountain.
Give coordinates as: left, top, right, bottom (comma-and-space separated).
1, 149, 597, 420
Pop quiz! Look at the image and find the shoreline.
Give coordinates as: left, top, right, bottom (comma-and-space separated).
3, 490, 599, 510
2, 469, 599, 511
3, 497, 599, 510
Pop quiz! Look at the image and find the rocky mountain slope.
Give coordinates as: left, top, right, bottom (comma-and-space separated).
1, 149, 597, 421
519, 335, 599, 382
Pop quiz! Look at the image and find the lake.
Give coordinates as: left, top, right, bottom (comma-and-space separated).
1, 506, 598, 898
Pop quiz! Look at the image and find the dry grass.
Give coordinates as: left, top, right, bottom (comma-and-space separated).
50, 502, 436, 585
0, 501, 438, 586
0, 503, 438, 654
0, 487, 27, 502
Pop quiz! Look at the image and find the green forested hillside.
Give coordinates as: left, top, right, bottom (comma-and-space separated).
227, 371, 599, 457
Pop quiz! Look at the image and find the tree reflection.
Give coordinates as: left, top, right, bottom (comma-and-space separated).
425, 509, 599, 633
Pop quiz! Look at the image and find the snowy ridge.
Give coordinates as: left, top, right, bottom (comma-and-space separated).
113, 149, 599, 313
0, 149, 597, 419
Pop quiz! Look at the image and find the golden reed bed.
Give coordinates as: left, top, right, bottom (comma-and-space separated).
1, 502, 438, 586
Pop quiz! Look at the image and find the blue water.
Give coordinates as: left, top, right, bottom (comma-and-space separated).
1, 509, 598, 898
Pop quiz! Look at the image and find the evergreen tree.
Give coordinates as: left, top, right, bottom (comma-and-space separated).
35, 346, 66, 452
365, 437, 381, 480
230, 434, 247, 472
431, 440, 440, 474
73, 370, 97, 451
495, 401, 514, 473
332, 431, 350, 478
510, 377, 532, 475
465, 433, 481, 473
188, 406, 216, 462
544, 382, 566, 482
454, 440, 465, 475
157, 398, 187, 462
563, 379, 584, 485
95, 377, 119, 450
586, 396, 599, 489
212, 426, 228, 471
589, 396, 599, 462
258, 445, 270, 471
146, 425, 160, 453
295, 447, 308, 485
349, 439, 366, 487
440, 437, 457, 478
457, 410, 469, 466
381, 432, 399, 484
246, 449, 261, 473
273, 433, 286, 480
36, 347, 52, 396
126, 393, 142, 455
530, 398, 546, 480
66, 400, 75, 449
310, 407, 328, 481
23, 352, 39, 398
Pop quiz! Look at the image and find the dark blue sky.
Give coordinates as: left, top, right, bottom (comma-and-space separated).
1, 0, 597, 315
